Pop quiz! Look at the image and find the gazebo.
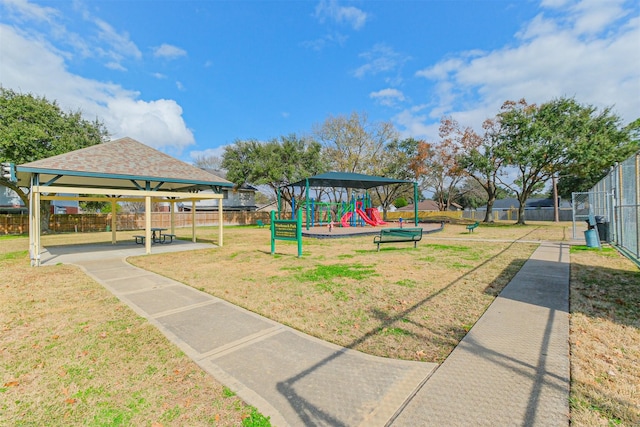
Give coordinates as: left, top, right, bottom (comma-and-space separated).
15, 137, 233, 266
282, 172, 419, 230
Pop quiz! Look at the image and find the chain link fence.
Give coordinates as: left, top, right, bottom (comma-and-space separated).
576, 151, 639, 264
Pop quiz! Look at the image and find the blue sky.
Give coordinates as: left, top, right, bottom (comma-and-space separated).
1, 0, 638, 163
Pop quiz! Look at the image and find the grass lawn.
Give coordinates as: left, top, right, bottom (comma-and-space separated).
2, 221, 638, 425
0, 236, 264, 426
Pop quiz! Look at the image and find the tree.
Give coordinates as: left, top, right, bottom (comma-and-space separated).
370, 138, 420, 218
457, 116, 506, 222
221, 134, 326, 208
0, 88, 109, 230
193, 154, 224, 170
314, 111, 398, 175
499, 98, 635, 224
221, 139, 262, 187
456, 179, 489, 209
556, 116, 638, 198
414, 117, 467, 211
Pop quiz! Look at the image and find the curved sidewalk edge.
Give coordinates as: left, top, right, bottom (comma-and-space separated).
69, 253, 438, 427
390, 241, 570, 426
49, 239, 569, 426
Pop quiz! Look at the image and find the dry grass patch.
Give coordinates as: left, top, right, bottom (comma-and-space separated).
131, 226, 537, 363
0, 244, 257, 426
569, 245, 640, 426
433, 220, 573, 241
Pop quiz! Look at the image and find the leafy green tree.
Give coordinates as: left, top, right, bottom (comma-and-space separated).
221, 139, 262, 187
0, 88, 109, 230
221, 134, 326, 208
556, 116, 638, 198
456, 179, 489, 209
370, 137, 420, 217
457, 116, 506, 222
499, 98, 634, 224
393, 197, 408, 209
80, 196, 121, 213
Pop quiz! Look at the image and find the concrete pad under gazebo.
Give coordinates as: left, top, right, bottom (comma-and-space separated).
15, 137, 233, 266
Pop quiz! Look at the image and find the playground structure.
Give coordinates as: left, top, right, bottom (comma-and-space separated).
276, 172, 419, 231
289, 193, 388, 228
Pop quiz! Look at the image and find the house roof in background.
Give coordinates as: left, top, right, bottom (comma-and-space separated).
288, 172, 414, 190
16, 137, 233, 192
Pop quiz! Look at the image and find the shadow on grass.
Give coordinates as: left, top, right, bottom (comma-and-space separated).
569, 248, 640, 424
275, 228, 544, 425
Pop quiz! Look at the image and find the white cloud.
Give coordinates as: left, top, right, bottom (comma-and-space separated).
301, 32, 348, 51
94, 18, 142, 61
0, 23, 195, 153
314, 0, 368, 30
153, 43, 187, 60
410, 0, 640, 135
2, 0, 141, 69
370, 88, 405, 107
105, 61, 126, 71
393, 107, 440, 141
1, 0, 58, 23
354, 43, 409, 80
189, 146, 227, 162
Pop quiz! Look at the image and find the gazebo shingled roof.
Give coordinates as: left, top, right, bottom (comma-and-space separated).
16, 137, 232, 192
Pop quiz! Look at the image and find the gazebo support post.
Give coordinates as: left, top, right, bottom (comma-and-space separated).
218, 197, 223, 247
145, 195, 152, 254
111, 198, 117, 244
191, 200, 196, 242
170, 199, 176, 235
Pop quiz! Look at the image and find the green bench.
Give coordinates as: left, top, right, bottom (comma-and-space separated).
256, 220, 265, 228
466, 221, 480, 233
373, 227, 423, 251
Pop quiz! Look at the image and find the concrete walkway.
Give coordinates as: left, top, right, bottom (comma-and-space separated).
40, 240, 570, 426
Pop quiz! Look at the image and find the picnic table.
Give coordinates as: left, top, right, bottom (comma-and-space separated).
134, 228, 175, 245
151, 228, 167, 243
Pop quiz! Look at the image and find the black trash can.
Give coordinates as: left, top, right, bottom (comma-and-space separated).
595, 216, 609, 242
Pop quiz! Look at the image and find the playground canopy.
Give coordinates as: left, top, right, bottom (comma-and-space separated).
289, 172, 415, 190
284, 172, 419, 228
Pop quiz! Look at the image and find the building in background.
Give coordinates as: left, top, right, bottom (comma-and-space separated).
0, 187, 79, 214
174, 169, 257, 212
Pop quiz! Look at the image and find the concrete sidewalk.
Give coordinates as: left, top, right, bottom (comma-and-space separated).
390, 241, 570, 426
42, 240, 570, 426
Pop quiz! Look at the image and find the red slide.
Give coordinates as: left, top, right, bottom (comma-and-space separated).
367, 208, 387, 225
341, 211, 353, 227
355, 208, 378, 226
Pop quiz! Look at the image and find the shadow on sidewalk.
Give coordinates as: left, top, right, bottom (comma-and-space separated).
274, 233, 550, 425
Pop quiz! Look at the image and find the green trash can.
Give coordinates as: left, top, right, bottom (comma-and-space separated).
584, 229, 599, 247
106, 225, 111, 232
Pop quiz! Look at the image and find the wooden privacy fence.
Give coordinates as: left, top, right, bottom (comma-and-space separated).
0, 211, 273, 235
